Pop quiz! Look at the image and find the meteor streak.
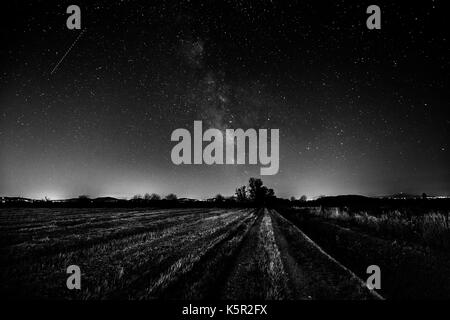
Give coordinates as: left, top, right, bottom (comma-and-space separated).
50, 28, 86, 75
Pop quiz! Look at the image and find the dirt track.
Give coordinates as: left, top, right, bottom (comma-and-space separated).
217, 208, 380, 300
157, 208, 381, 299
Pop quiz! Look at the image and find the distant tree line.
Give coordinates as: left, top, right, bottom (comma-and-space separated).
131, 193, 176, 201
2, 179, 449, 211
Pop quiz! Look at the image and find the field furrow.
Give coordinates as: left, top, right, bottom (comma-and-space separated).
0, 207, 383, 300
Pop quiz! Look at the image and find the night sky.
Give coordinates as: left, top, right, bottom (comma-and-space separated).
1, 1, 449, 200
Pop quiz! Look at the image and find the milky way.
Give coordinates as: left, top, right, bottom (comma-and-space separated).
0, 1, 448, 199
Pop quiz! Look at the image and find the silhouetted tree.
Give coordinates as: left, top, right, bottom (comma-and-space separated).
132, 194, 142, 200
290, 196, 296, 202
215, 194, 225, 202
149, 193, 161, 201
264, 187, 276, 202
235, 186, 247, 202
247, 178, 275, 205
300, 195, 307, 202
422, 193, 427, 200
77, 195, 91, 204
165, 193, 177, 201
248, 178, 264, 202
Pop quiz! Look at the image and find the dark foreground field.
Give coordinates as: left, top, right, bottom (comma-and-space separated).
0, 207, 379, 300
279, 207, 450, 299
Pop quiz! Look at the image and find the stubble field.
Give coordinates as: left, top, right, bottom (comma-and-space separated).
0, 207, 378, 300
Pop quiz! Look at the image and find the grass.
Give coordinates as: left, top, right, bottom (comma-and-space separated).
315, 207, 450, 250
279, 207, 450, 299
